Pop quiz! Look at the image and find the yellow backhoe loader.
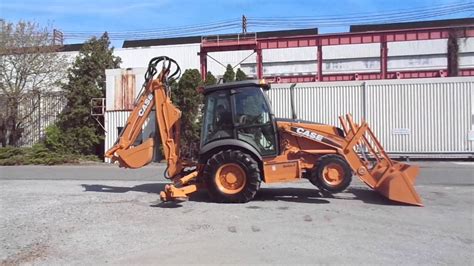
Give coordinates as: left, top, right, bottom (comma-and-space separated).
105, 56, 423, 206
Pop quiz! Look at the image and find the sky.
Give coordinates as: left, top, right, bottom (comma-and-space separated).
1, 0, 473, 47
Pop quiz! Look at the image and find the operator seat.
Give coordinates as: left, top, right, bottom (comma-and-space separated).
213, 105, 233, 139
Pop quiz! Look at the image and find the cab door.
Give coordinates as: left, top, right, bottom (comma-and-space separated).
231, 87, 278, 156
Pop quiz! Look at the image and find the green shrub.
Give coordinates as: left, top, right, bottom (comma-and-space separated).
0, 144, 100, 166
44, 124, 66, 153
0, 146, 26, 160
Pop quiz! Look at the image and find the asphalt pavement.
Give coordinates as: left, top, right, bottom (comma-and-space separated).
0, 161, 473, 265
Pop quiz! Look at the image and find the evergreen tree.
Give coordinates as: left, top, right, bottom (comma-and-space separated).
55, 33, 121, 155
223, 64, 235, 83
205, 71, 217, 86
235, 68, 248, 81
171, 69, 203, 158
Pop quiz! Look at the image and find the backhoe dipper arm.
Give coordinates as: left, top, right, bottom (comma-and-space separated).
105, 57, 183, 178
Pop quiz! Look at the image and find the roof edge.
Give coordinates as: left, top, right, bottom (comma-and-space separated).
350, 17, 474, 32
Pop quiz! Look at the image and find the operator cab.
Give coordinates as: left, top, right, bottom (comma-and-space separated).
200, 80, 278, 156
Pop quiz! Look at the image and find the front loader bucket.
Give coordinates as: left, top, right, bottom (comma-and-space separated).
370, 161, 422, 206
339, 115, 423, 206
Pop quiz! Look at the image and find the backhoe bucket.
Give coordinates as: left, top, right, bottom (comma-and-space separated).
339, 115, 423, 206
115, 138, 155, 169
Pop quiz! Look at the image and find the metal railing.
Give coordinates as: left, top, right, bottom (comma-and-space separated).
202, 32, 257, 46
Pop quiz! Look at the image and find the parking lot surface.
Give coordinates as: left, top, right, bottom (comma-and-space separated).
0, 161, 473, 265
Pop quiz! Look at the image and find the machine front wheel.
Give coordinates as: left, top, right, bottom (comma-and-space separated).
203, 150, 261, 203
310, 155, 352, 193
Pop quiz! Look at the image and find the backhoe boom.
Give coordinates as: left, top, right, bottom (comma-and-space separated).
105, 57, 183, 177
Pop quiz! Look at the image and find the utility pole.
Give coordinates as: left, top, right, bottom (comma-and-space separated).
53, 29, 64, 46
242, 15, 247, 34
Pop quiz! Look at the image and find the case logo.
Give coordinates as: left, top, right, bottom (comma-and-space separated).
293, 127, 324, 142
138, 94, 153, 117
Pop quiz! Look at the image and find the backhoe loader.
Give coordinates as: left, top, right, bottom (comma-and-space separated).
105, 56, 423, 206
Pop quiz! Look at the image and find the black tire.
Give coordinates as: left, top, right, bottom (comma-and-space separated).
309, 155, 352, 193
202, 149, 261, 203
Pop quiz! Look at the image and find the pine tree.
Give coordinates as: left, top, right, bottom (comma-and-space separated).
55, 33, 121, 155
205, 71, 217, 85
223, 64, 235, 83
235, 68, 248, 81
171, 69, 203, 158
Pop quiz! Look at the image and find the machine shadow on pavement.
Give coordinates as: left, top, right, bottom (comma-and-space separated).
345, 187, 410, 206
80, 183, 403, 206
81, 183, 335, 205
253, 188, 330, 204
81, 183, 167, 194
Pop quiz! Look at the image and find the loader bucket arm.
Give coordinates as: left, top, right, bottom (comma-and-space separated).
338, 114, 423, 206
105, 57, 183, 178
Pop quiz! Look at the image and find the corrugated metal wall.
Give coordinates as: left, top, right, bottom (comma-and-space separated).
105, 110, 131, 161
108, 37, 474, 78
365, 79, 473, 154
114, 44, 201, 70
267, 82, 364, 126
269, 77, 474, 156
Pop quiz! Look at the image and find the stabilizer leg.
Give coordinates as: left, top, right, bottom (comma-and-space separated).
159, 171, 199, 202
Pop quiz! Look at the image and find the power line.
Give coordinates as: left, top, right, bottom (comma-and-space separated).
63, 22, 242, 40
249, 10, 471, 28
249, 2, 472, 20
59, 2, 473, 41
64, 19, 240, 34
248, 3, 473, 26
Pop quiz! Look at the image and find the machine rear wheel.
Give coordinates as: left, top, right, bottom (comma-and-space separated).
203, 150, 261, 203
310, 155, 352, 193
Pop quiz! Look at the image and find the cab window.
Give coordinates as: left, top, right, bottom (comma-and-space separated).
201, 91, 233, 145
233, 87, 276, 156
